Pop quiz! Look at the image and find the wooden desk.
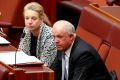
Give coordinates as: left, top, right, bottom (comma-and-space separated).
0, 35, 16, 51
0, 37, 54, 80
0, 44, 15, 51
0, 61, 54, 80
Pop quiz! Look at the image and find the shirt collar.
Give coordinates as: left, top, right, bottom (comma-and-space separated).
65, 40, 74, 58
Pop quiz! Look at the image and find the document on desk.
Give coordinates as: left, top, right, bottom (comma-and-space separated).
0, 36, 10, 44
0, 51, 42, 65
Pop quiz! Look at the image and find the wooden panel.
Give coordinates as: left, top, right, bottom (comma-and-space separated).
37, 0, 56, 25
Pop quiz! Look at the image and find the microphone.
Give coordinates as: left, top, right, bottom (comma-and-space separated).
0, 28, 7, 36
14, 45, 18, 68
14, 31, 25, 68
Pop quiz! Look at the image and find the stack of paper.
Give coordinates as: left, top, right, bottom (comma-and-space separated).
0, 36, 10, 44
0, 51, 42, 65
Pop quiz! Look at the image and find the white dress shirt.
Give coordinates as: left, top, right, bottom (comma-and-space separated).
64, 41, 74, 79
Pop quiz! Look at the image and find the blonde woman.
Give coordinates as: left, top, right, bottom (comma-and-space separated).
19, 2, 57, 67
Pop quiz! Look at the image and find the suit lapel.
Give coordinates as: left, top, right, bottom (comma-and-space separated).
68, 36, 88, 79
68, 36, 81, 79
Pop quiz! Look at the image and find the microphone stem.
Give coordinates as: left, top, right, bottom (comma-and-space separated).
14, 45, 18, 68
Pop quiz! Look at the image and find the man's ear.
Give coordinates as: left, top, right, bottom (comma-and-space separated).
69, 33, 75, 40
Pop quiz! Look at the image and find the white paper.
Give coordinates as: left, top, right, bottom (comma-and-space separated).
0, 36, 10, 44
0, 51, 41, 65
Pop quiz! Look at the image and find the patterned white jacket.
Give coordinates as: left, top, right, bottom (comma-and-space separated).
19, 22, 57, 67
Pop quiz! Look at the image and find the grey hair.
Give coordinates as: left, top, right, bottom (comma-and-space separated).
63, 21, 76, 36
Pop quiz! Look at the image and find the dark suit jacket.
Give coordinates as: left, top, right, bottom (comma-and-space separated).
52, 36, 111, 80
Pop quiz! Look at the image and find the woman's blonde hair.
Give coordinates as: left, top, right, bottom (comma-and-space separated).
24, 2, 51, 26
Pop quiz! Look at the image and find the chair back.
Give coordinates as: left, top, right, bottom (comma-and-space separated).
0, 64, 9, 80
